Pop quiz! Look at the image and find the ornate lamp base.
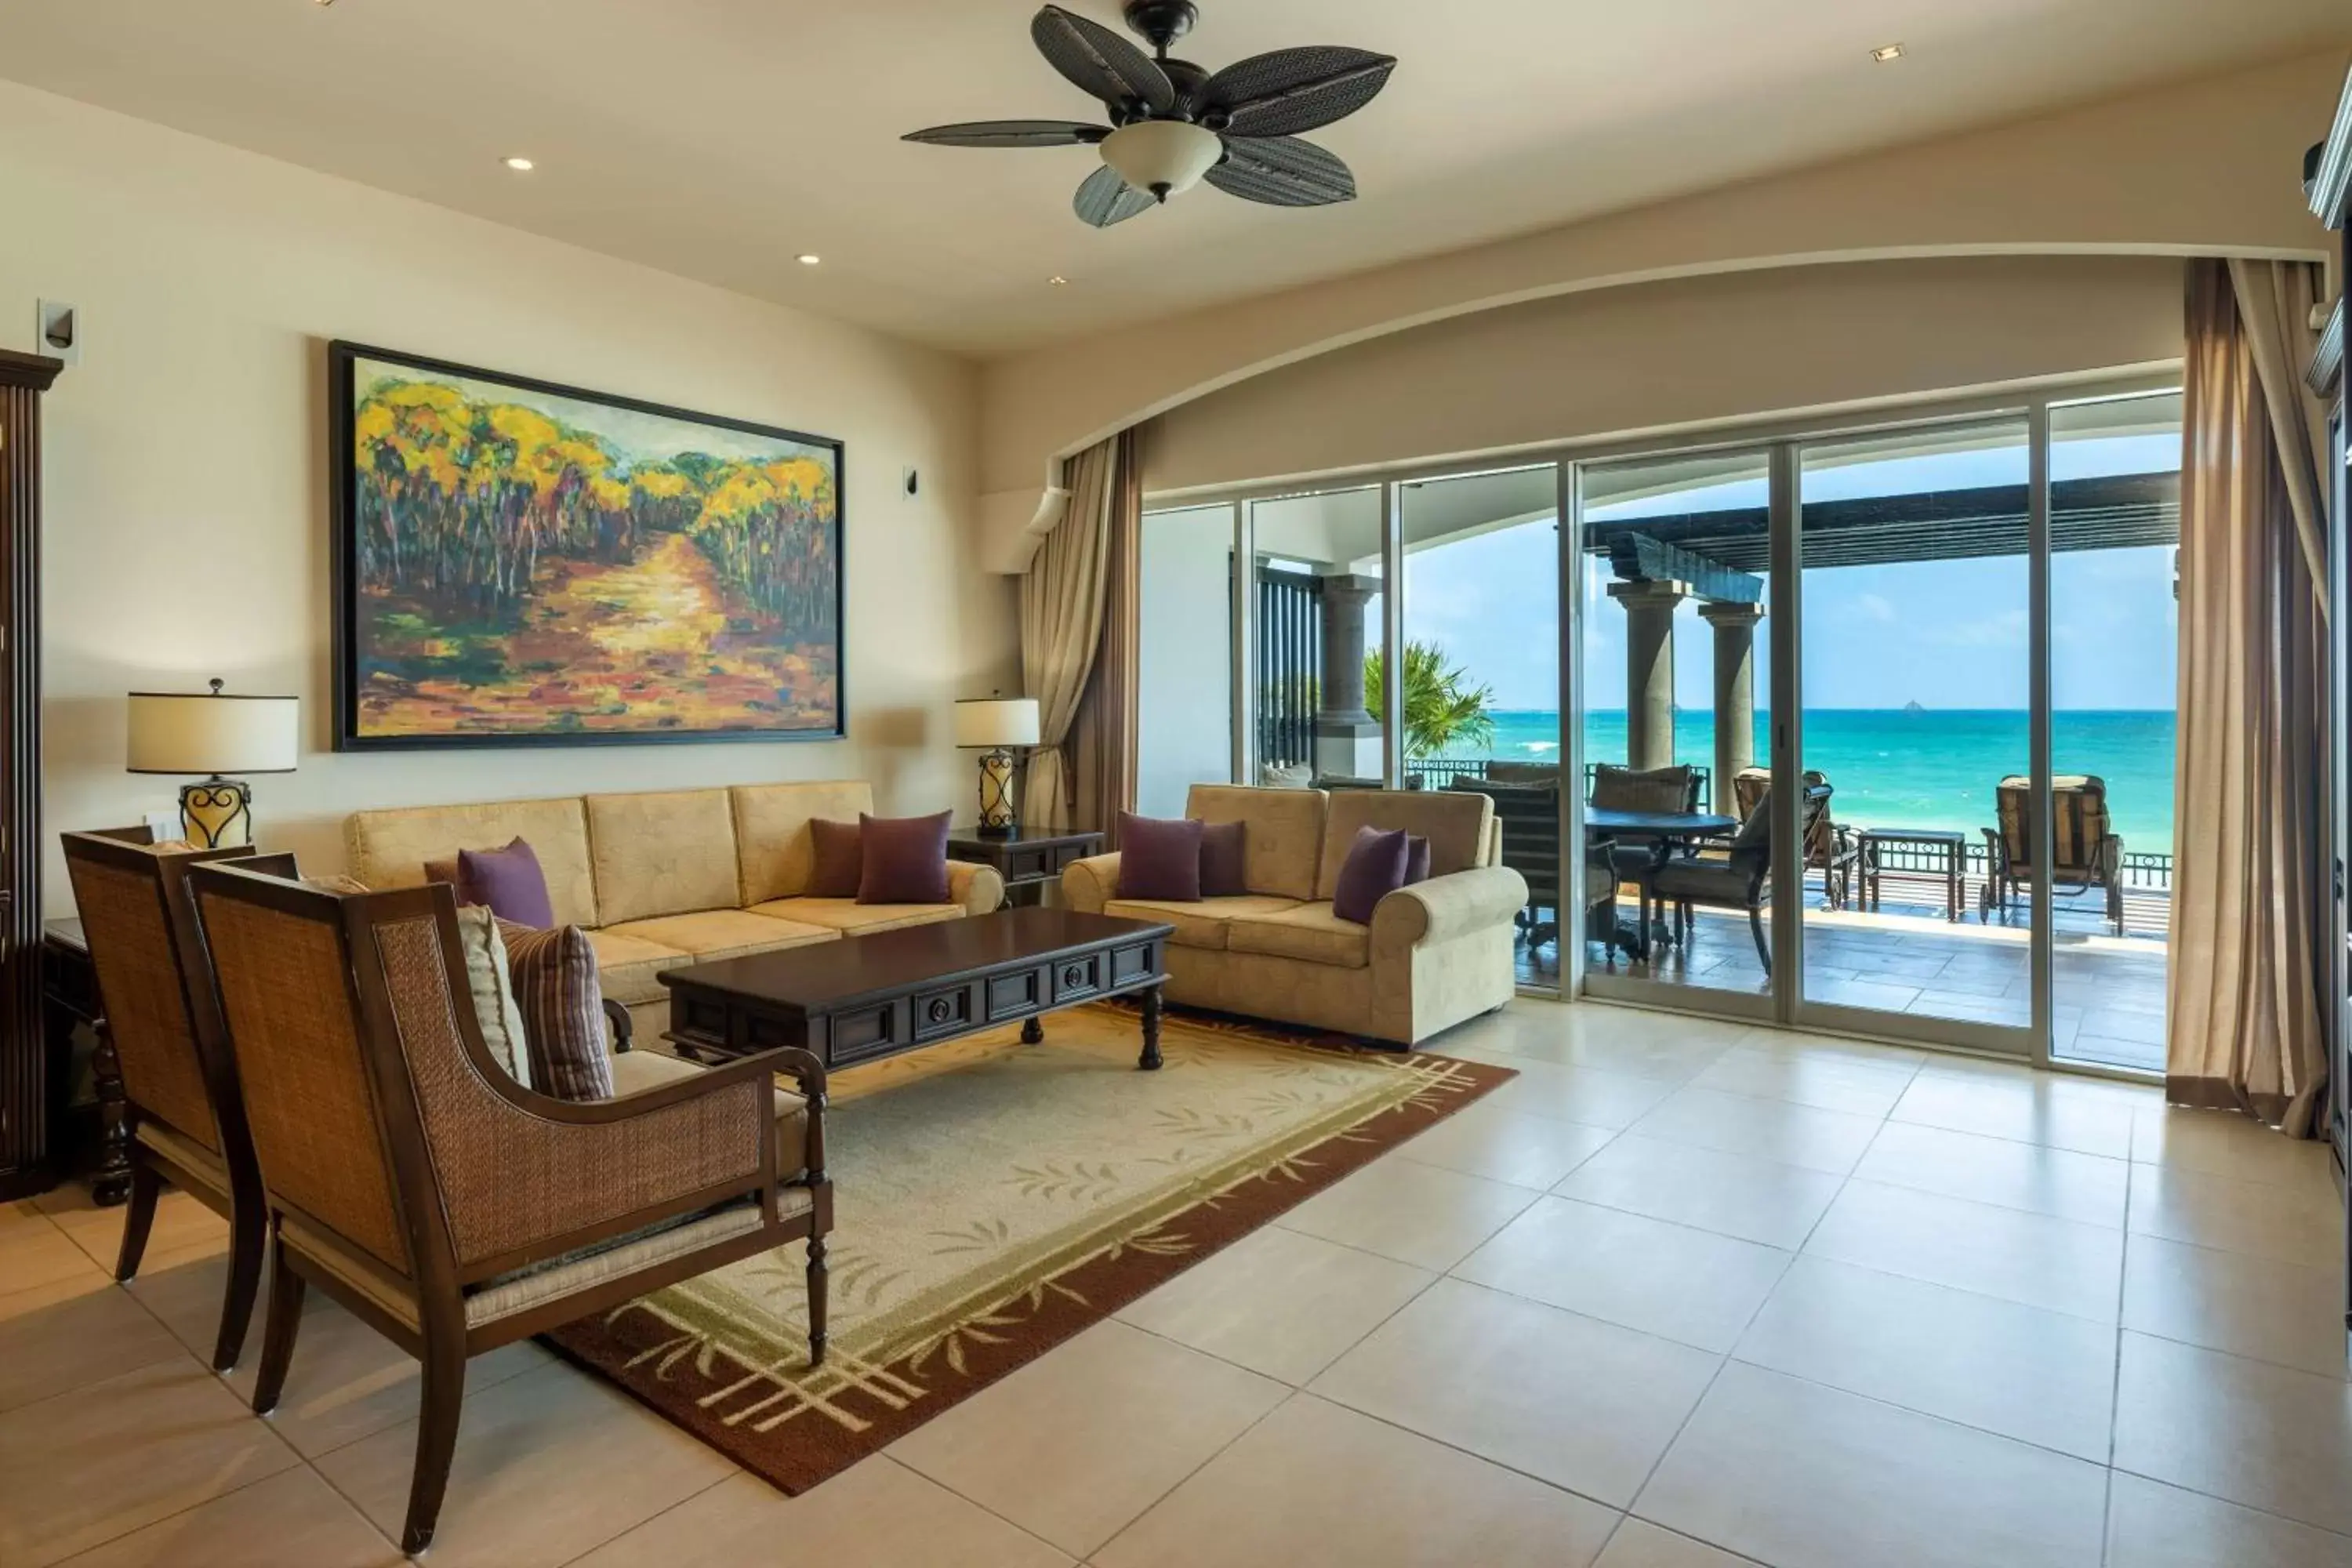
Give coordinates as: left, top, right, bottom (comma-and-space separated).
180, 775, 253, 848
976, 749, 1019, 837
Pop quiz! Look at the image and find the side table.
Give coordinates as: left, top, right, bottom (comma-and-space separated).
42, 917, 130, 1205
1857, 828, 1969, 922
945, 826, 1105, 909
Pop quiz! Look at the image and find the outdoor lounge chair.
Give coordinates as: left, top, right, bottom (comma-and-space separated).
1450, 775, 1570, 954
1981, 774, 2125, 935
1731, 767, 1858, 910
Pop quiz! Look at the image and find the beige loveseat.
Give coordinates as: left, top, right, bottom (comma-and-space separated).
1061, 786, 1526, 1046
346, 782, 1001, 1041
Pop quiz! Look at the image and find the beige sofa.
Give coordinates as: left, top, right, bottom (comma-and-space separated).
346, 782, 1001, 1042
1062, 785, 1526, 1046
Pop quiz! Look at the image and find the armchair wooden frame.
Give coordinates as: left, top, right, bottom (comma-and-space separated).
189, 865, 833, 1557
58, 827, 291, 1372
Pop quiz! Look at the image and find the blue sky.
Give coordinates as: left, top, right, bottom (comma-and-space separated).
1401, 435, 2180, 711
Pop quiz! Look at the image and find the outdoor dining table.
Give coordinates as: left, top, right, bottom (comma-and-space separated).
1584, 807, 1739, 958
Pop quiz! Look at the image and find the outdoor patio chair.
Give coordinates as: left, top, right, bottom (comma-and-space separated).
1731, 767, 1858, 910
1588, 763, 1704, 889
190, 864, 831, 1557
1450, 776, 1564, 951
1981, 774, 2125, 935
58, 828, 295, 1373
1643, 782, 1831, 976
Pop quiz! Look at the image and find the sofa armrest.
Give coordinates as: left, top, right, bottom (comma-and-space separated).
1062, 852, 1121, 913
948, 860, 1005, 915
1371, 865, 1530, 951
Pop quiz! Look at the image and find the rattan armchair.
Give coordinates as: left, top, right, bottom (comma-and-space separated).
58, 828, 291, 1372
189, 866, 832, 1557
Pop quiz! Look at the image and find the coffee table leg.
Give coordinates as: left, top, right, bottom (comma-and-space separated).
1138, 985, 1163, 1071
1021, 1016, 1044, 1045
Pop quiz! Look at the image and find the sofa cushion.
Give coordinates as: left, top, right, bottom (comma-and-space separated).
586, 790, 740, 926
1225, 902, 1372, 969
583, 929, 690, 1007
1116, 813, 1203, 902
496, 923, 614, 1101
751, 897, 963, 935
1185, 784, 1327, 901
858, 811, 951, 905
1105, 895, 1301, 951
730, 782, 877, 904
1199, 820, 1247, 896
1333, 826, 1411, 924
1316, 790, 1493, 900
807, 818, 863, 898
347, 797, 600, 928
603, 909, 837, 961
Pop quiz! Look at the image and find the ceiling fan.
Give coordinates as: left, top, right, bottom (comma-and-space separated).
903, 1, 1396, 227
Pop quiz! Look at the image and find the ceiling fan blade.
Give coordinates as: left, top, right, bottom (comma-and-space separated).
1073, 164, 1156, 227
1032, 5, 1177, 115
1204, 136, 1356, 207
902, 119, 1112, 148
1193, 46, 1396, 139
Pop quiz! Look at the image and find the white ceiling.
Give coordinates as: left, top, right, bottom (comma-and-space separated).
2, 0, 2341, 357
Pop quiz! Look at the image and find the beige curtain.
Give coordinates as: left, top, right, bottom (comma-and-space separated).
1018, 433, 1137, 831
1068, 430, 1142, 844
2166, 258, 2332, 1134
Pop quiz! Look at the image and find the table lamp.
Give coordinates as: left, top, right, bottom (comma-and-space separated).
126, 678, 299, 848
954, 696, 1040, 836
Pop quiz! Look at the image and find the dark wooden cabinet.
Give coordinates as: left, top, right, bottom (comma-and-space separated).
945, 826, 1105, 907
0, 349, 62, 1200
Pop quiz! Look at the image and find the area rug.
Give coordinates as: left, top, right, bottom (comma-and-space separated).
545, 1003, 1512, 1490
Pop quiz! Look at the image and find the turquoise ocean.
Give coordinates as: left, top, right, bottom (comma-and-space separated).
1443, 710, 2176, 848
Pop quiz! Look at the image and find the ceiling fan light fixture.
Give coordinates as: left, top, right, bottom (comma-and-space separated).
1098, 119, 1223, 201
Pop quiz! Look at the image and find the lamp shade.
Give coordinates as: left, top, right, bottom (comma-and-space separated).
127, 686, 299, 775
953, 697, 1040, 750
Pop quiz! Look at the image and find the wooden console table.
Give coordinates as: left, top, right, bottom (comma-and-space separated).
945, 826, 1104, 908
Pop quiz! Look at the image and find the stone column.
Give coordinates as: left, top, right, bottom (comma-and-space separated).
1314, 573, 1384, 780
1606, 579, 1688, 771
1700, 600, 1766, 801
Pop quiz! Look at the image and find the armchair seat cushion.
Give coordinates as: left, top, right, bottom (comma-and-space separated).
603, 909, 837, 960
583, 929, 689, 1007
1225, 902, 1371, 969
1649, 858, 1761, 906
463, 1198, 803, 1328
750, 897, 962, 935
1104, 895, 1302, 950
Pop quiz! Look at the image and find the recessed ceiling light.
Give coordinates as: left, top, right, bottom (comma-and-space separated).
797, 253, 822, 266
1048, 275, 1069, 287
503, 156, 535, 171
1870, 42, 1904, 62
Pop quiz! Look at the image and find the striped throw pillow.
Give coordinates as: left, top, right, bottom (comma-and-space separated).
495, 921, 614, 1101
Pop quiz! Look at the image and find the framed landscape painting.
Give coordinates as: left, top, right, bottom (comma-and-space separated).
329, 341, 844, 750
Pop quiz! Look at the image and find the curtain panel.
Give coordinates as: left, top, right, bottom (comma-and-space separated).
2166, 257, 2333, 1134
1018, 430, 1140, 835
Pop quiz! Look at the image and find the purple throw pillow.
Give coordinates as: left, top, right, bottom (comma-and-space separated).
456, 837, 555, 928
1332, 825, 1410, 924
1116, 813, 1204, 902
1198, 819, 1247, 897
856, 811, 951, 905
808, 818, 863, 898
1403, 834, 1431, 886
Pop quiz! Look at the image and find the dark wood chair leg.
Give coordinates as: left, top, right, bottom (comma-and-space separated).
401, 1335, 467, 1558
1748, 904, 1772, 975
806, 1234, 829, 1367
114, 1159, 161, 1283
250, 1238, 306, 1415
210, 1207, 267, 1372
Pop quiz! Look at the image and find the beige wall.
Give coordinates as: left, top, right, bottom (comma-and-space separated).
0, 81, 1017, 913
983, 49, 2343, 507
1145, 254, 2187, 495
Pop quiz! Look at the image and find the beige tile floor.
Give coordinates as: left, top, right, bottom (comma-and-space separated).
1, 1000, 2346, 1567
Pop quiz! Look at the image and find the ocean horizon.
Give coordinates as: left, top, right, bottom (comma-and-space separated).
1438, 708, 2176, 847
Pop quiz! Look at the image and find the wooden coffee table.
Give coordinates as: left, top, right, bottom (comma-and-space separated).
659, 908, 1175, 1073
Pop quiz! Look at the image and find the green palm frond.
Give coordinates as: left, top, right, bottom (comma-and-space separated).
1364, 641, 1497, 760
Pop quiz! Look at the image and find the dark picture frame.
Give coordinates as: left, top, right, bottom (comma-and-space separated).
328, 340, 847, 752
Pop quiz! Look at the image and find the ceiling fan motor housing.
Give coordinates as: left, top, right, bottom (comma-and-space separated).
1122, 0, 1198, 53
